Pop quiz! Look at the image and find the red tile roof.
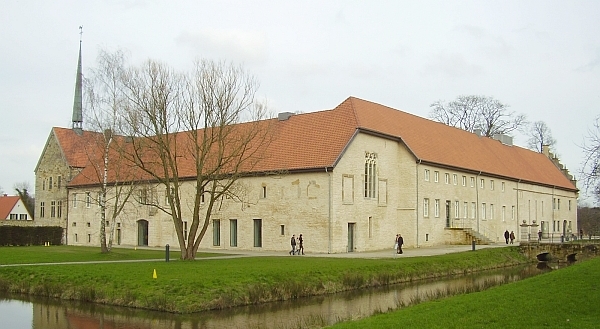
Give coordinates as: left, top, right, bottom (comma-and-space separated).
0, 195, 20, 219
55, 97, 576, 192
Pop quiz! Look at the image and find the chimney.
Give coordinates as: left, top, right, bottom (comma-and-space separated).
278, 112, 294, 121
542, 144, 550, 156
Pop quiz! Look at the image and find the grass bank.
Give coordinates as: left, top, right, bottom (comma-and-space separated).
0, 246, 528, 313
328, 256, 600, 329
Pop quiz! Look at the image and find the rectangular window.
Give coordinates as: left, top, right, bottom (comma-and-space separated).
434, 199, 440, 218
490, 180, 494, 190
57, 201, 62, 218
463, 202, 468, 219
262, 186, 267, 199
86, 192, 91, 208
423, 198, 429, 217
502, 182, 505, 192
280, 225, 285, 236
453, 174, 457, 185
57, 176, 62, 189
72, 193, 77, 208
40, 202, 45, 218
49, 176, 53, 190
445, 173, 450, 184
9, 214, 17, 220
368, 216, 373, 238
470, 177, 475, 187
502, 206, 506, 221
364, 152, 377, 198
481, 203, 486, 219
230, 219, 238, 247
454, 201, 459, 218
253, 219, 262, 247
72, 222, 76, 227
553, 198, 556, 209
75, 234, 78, 242
569, 200, 571, 211
434, 171, 439, 183
213, 219, 221, 246
480, 179, 485, 189
42, 179, 46, 191
50, 201, 56, 218
471, 202, 476, 219
462, 176, 467, 186
511, 206, 515, 220
88, 234, 91, 243
558, 199, 561, 210
424, 169, 430, 181
490, 204, 494, 220
19, 214, 28, 220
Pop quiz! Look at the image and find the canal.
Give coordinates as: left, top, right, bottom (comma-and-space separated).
0, 263, 552, 329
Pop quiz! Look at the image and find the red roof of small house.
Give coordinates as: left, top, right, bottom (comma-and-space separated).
56, 97, 576, 192
0, 195, 20, 219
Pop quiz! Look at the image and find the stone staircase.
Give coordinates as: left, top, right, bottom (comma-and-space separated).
461, 227, 494, 245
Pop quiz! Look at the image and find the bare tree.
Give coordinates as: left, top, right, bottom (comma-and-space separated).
121, 59, 273, 260
581, 116, 600, 203
526, 121, 557, 152
14, 181, 35, 218
84, 49, 138, 253
429, 95, 527, 137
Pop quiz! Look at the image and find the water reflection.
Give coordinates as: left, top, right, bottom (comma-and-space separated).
1, 265, 546, 329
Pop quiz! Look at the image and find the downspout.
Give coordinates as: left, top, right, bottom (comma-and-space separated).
65, 188, 69, 245
327, 167, 332, 254
416, 160, 421, 248
516, 179, 521, 230
476, 171, 481, 232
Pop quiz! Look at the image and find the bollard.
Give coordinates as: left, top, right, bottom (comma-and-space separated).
471, 239, 476, 251
165, 244, 170, 262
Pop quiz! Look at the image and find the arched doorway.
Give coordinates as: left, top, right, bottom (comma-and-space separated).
137, 219, 149, 246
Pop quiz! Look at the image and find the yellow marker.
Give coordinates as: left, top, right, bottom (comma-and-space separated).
153, 269, 157, 279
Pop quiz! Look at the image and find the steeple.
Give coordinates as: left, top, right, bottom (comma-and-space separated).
72, 26, 83, 135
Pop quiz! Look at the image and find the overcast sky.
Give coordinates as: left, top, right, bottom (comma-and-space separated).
1, 1, 598, 204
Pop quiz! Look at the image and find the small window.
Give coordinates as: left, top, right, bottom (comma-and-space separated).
424, 169, 430, 181
445, 173, 449, 184
280, 225, 285, 236
453, 174, 457, 185
87, 222, 91, 227
480, 179, 485, 189
72, 222, 77, 227
88, 234, 91, 243
40, 202, 45, 218
490, 180, 494, 190
481, 203, 486, 219
434, 171, 439, 183
423, 198, 429, 217
502, 182, 505, 192
470, 177, 475, 187
57, 176, 62, 189
434, 199, 440, 218
261, 186, 267, 199
49, 176, 53, 190
462, 176, 466, 186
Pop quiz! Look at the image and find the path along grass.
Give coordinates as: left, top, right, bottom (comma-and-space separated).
328, 256, 600, 329
0, 246, 527, 313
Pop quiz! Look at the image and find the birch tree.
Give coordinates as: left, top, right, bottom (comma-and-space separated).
121, 59, 272, 260
84, 49, 137, 253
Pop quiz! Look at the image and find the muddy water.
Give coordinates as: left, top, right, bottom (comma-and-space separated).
0, 264, 548, 329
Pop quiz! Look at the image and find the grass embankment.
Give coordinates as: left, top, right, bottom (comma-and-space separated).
329, 257, 600, 329
0, 246, 527, 313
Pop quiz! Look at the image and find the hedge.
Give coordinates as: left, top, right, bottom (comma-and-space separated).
0, 226, 63, 246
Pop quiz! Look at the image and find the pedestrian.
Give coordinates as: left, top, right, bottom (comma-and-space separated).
504, 230, 510, 244
397, 234, 404, 254
538, 230, 542, 242
580, 229, 583, 240
298, 234, 304, 255
509, 231, 515, 244
394, 234, 399, 254
289, 235, 297, 255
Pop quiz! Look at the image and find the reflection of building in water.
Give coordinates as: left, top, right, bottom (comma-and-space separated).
27, 265, 538, 329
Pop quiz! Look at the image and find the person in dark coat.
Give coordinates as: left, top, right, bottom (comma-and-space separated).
289, 235, 297, 255
509, 231, 515, 244
298, 234, 304, 255
397, 234, 404, 254
504, 230, 510, 244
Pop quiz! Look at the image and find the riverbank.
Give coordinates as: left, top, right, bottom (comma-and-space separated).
0, 245, 528, 313
328, 256, 600, 329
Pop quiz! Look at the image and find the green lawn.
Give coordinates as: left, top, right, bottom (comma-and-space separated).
328, 257, 600, 329
0, 246, 528, 313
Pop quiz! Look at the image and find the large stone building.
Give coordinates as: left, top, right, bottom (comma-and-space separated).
34, 41, 578, 252
35, 95, 578, 253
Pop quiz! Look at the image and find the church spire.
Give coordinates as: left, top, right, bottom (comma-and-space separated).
72, 26, 83, 135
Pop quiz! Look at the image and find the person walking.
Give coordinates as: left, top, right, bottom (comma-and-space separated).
289, 235, 297, 255
394, 234, 399, 255
509, 231, 515, 244
538, 230, 542, 242
397, 234, 404, 254
504, 230, 510, 244
298, 234, 304, 255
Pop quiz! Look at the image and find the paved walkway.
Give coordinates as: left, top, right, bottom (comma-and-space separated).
0, 243, 512, 267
